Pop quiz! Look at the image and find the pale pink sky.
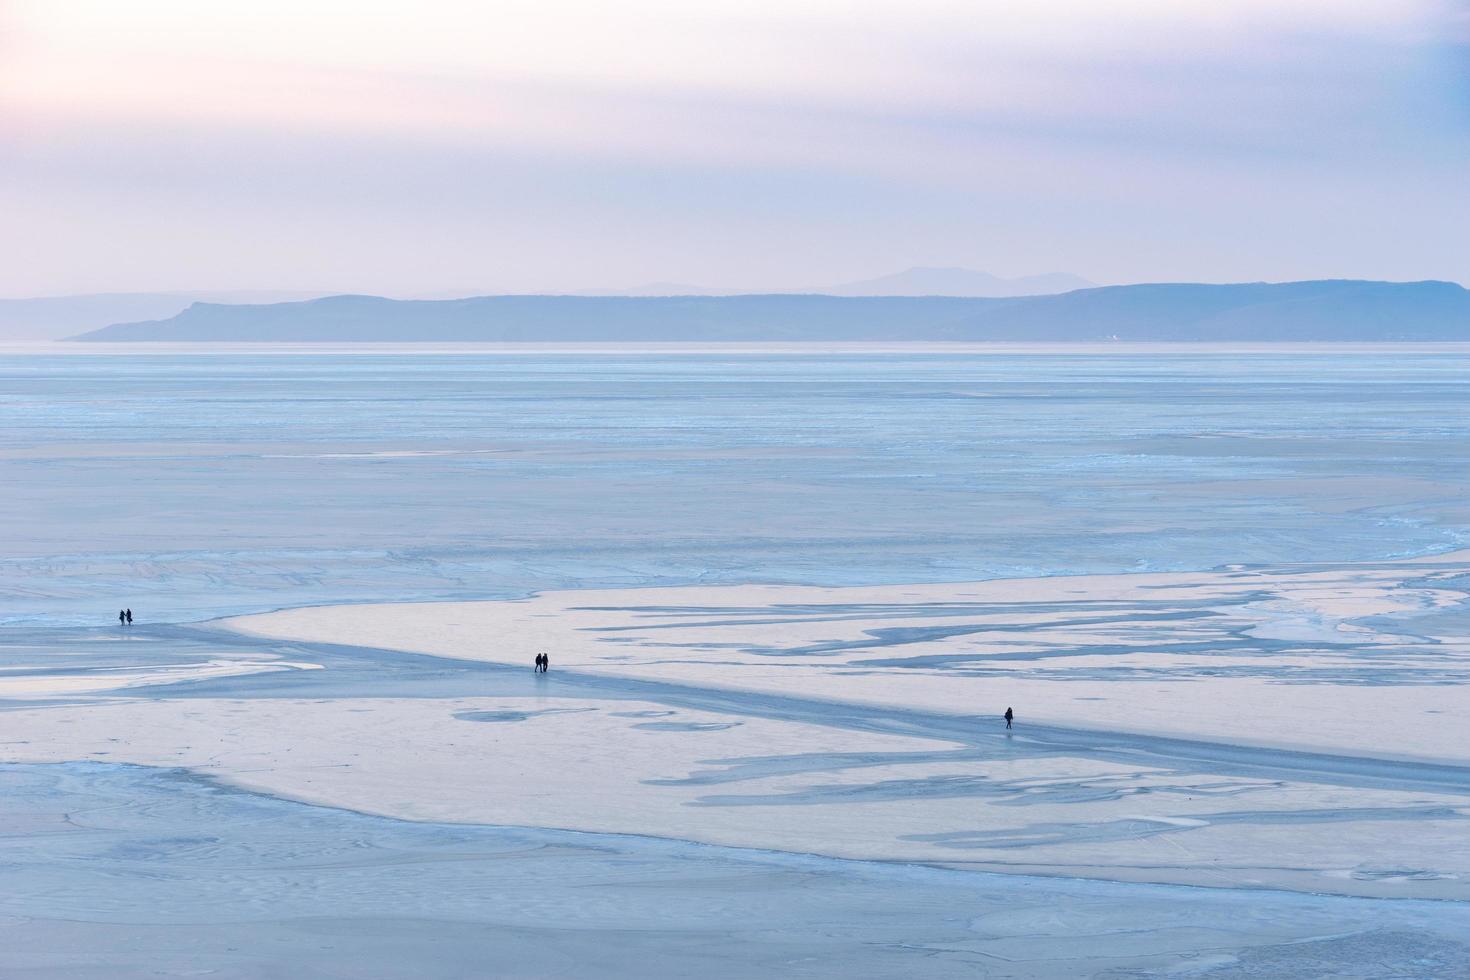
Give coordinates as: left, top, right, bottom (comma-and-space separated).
2, 1, 1467, 296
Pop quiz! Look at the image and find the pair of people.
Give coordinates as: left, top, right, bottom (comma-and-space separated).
117, 608, 133, 625
533, 652, 550, 673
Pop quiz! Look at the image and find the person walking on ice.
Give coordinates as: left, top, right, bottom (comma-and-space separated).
1004, 706, 1013, 730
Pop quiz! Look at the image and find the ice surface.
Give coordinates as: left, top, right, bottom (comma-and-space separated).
4, 347, 1470, 975
2, 761, 1467, 979
9, 578, 1470, 901
5, 348, 1470, 625
230, 555, 1470, 764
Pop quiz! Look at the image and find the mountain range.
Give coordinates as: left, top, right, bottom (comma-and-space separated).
2, 270, 1081, 340
0, 291, 329, 342
72, 279, 1470, 343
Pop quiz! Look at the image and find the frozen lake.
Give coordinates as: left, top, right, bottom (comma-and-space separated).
4, 760, 1466, 979
3, 345, 1469, 976
4, 346, 1469, 625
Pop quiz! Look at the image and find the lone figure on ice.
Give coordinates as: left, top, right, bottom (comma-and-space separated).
1004, 706, 1013, 730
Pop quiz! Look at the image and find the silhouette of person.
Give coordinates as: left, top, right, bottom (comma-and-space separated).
541, 652, 550, 673
534, 653, 543, 672
125, 608, 133, 625
119, 609, 126, 626
1004, 706, 1013, 730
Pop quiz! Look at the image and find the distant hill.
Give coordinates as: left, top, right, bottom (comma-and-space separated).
571, 266, 1091, 298
75, 295, 1001, 342
72, 280, 1470, 343
985, 280, 1470, 341
0, 291, 329, 341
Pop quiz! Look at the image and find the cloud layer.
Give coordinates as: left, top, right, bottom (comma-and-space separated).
2, 1, 1466, 295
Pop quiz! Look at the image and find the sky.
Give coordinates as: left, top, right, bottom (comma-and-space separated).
1, 0, 1467, 297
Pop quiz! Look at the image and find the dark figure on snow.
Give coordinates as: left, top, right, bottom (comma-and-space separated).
540, 652, 549, 673
125, 608, 133, 625
119, 609, 126, 626
1004, 706, 1013, 730
534, 653, 544, 672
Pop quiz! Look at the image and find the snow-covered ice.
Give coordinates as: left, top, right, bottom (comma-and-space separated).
4, 761, 1467, 979
229, 553, 1470, 764
4, 346, 1470, 975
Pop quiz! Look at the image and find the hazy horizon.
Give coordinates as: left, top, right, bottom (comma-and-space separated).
6, 267, 1470, 305
3, 1, 1468, 297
